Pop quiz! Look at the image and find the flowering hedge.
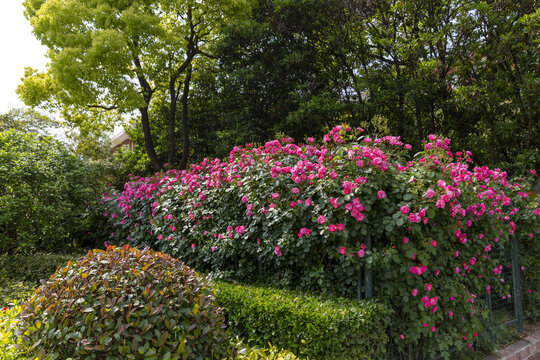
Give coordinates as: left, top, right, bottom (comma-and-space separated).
99, 125, 539, 358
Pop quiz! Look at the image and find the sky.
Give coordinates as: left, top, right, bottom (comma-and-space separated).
0, 1, 48, 113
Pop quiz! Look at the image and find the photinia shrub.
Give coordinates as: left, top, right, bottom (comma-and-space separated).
16, 245, 229, 359
99, 125, 539, 358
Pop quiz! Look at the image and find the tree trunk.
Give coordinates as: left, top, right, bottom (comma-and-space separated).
396, 64, 405, 138
489, 110, 496, 165
139, 106, 163, 171
179, 66, 192, 170
167, 79, 178, 168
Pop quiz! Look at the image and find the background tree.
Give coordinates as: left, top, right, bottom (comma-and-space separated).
0, 130, 104, 254
19, 0, 252, 170
0, 107, 60, 135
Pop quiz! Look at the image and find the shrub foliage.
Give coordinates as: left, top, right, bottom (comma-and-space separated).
16, 245, 229, 359
0, 130, 103, 254
99, 125, 539, 358
216, 281, 391, 360
0, 253, 78, 284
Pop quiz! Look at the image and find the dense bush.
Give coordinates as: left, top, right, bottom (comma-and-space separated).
0, 130, 105, 254
0, 253, 78, 284
232, 341, 300, 360
1, 305, 25, 360
99, 125, 540, 358
0, 281, 35, 308
216, 281, 390, 359
16, 245, 229, 359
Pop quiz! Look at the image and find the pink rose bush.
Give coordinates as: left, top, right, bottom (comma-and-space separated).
98, 125, 539, 358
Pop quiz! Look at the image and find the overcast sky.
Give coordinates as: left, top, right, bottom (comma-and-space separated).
0, 1, 48, 113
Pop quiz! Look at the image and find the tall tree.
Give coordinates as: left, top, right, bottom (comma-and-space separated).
0, 107, 60, 135
18, 0, 252, 170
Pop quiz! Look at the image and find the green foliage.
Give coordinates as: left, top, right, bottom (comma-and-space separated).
0, 108, 60, 135
99, 126, 540, 358
189, 0, 539, 172
20, 0, 254, 170
16, 245, 229, 360
0, 130, 104, 254
508, 175, 540, 319
215, 281, 391, 360
0, 253, 78, 284
0, 305, 25, 360
231, 340, 300, 360
0, 281, 36, 308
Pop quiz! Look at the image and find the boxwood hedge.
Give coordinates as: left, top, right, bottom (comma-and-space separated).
215, 281, 392, 360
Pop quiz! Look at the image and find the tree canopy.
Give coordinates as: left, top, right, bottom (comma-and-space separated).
18, 0, 540, 175
19, 0, 253, 170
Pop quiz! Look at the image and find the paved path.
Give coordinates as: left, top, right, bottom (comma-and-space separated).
487, 322, 540, 360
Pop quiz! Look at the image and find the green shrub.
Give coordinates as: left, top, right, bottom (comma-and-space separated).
215, 281, 391, 360
99, 126, 540, 358
0, 305, 25, 360
0, 281, 36, 307
0, 130, 105, 254
0, 253, 78, 284
16, 245, 230, 359
233, 342, 300, 360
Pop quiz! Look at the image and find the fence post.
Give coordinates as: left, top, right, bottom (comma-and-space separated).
365, 233, 373, 299
511, 234, 523, 333
487, 294, 495, 344
357, 267, 363, 300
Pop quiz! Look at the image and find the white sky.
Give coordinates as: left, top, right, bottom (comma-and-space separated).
0, 1, 48, 113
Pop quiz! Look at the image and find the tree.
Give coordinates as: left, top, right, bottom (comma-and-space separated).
19, 0, 252, 171
0, 107, 60, 135
0, 130, 104, 254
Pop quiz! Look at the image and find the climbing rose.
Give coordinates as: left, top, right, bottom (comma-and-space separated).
339, 247, 346, 255
317, 215, 327, 224
377, 190, 386, 199
275, 246, 282, 257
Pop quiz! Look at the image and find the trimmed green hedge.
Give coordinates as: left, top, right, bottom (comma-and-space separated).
215, 281, 392, 360
0, 253, 77, 284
